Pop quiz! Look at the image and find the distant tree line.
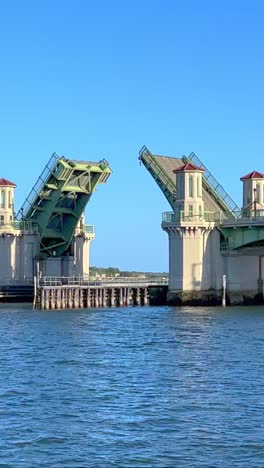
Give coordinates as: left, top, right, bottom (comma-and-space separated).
90, 266, 168, 278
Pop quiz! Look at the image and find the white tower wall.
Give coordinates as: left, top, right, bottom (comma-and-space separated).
164, 162, 224, 304
241, 173, 264, 211
0, 232, 39, 282
75, 236, 91, 277
175, 169, 204, 218
0, 183, 15, 225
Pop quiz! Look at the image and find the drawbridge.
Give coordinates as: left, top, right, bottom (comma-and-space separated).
139, 145, 264, 252
139, 145, 240, 216
16, 153, 112, 257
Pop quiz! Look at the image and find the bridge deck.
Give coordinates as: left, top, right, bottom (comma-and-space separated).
16, 153, 112, 256
155, 155, 223, 212
41, 276, 168, 288
139, 146, 239, 216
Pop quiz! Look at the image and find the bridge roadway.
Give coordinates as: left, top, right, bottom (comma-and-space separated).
35, 276, 169, 310
162, 208, 264, 252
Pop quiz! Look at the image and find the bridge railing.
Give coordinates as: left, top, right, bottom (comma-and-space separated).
162, 211, 219, 223
162, 209, 264, 225
139, 145, 176, 208
42, 276, 169, 287
75, 224, 95, 236
139, 146, 175, 193
184, 152, 240, 215
221, 210, 264, 224
16, 152, 59, 221
0, 277, 34, 285
0, 221, 39, 233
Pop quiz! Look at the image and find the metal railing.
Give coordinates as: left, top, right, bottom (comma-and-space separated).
139, 145, 176, 207
84, 224, 94, 233
16, 152, 59, 221
75, 224, 95, 236
184, 152, 240, 215
162, 210, 218, 223
0, 221, 38, 233
221, 210, 264, 225
0, 277, 34, 285
42, 276, 169, 287
162, 209, 264, 226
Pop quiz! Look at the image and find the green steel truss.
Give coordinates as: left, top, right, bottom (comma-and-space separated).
220, 224, 264, 251
139, 145, 176, 209
218, 218, 264, 254
16, 153, 112, 256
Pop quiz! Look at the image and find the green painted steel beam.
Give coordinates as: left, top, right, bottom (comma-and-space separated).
139, 145, 177, 209
16, 153, 112, 257
220, 225, 264, 250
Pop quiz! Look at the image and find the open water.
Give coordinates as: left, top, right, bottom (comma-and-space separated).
0, 304, 264, 467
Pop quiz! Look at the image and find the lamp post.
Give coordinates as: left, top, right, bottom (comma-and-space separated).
253, 187, 257, 218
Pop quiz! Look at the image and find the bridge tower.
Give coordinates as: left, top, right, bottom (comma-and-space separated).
140, 145, 264, 305
0, 178, 16, 226
240, 170, 264, 212
173, 162, 204, 218
162, 162, 222, 304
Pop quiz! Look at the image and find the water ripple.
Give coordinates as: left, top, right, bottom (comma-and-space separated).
0, 304, 264, 466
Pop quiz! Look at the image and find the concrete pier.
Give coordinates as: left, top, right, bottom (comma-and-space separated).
140, 145, 264, 306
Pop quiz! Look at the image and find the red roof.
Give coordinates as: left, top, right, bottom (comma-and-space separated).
173, 162, 204, 173
0, 178, 16, 187
240, 171, 264, 180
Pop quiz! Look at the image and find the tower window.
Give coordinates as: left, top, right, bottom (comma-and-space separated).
176, 173, 184, 199
189, 175, 194, 198
0, 190, 5, 209
8, 190, 12, 208
197, 176, 201, 197
256, 183, 261, 204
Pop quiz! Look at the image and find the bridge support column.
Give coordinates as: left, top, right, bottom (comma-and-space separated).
136, 288, 140, 305
61, 289, 65, 309
45, 289, 49, 309
163, 224, 218, 305
56, 289, 61, 309
102, 288, 106, 307
51, 289, 55, 309
144, 288, 148, 305
119, 288, 123, 307
258, 256, 264, 296
41, 289, 45, 309
124, 288, 128, 305
111, 288, 115, 307
95, 288, 99, 308
80, 289, 83, 308
127, 288, 131, 305
87, 288, 90, 308
68, 289, 73, 308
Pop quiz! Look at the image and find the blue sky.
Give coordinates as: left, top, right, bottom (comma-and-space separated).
1, 0, 264, 271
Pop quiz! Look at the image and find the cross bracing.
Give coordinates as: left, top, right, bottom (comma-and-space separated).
16, 153, 112, 256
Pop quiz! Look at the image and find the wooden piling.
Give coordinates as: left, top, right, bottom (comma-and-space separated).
35, 277, 166, 310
